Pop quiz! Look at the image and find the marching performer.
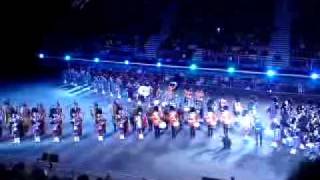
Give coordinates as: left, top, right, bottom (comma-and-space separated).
151, 106, 162, 138
241, 110, 253, 139
37, 103, 46, 135
254, 116, 264, 147
19, 103, 31, 137
96, 113, 107, 142
184, 88, 193, 107
188, 107, 200, 138
11, 111, 22, 144
168, 106, 179, 139
135, 111, 144, 140
233, 97, 243, 124
117, 108, 127, 139
50, 102, 63, 143
0, 107, 4, 138
270, 117, 281, 148
195, 89, 205, 119
248, 95, 258, 114
267, 96, 279, 121
70, 101, 81, 120
3, 100, 14, 126
71, 112, 83, 142
205, 108, 217, 138
280, 100, 292, 144
91, 103, 102, 125
70, 102, 82, 142
112, 100, 122, 132
164, 82, 178, 104
219, 95, 228, 112
220, 106, 233, 138
31, 107, 42, 142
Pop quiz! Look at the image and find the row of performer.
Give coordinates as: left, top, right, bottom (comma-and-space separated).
0, 99, 260, 146
1, 97, 319, 157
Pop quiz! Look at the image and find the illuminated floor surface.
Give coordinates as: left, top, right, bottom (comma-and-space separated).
0, 81, 308, 180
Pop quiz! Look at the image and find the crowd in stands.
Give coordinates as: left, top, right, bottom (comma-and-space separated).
291, 0, 320, 59
43, 0, 320, 70
159, 0, 274, 61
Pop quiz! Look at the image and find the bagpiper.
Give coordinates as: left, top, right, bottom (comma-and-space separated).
19, 103, 31, 137
91, 103, 101, 125
50, 102, 63, 143
31, 107, 42, 142
96, 113, 106, 142
70, 101, 81, 121
71, 112, 83, 142
0, 107, 4, 138
11, 111, 22, 144
117, 108, 127, 140
37, 103, 46, 135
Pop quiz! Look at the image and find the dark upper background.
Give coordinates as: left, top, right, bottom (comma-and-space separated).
1, 0, 319, 82
2, 0, 70, 82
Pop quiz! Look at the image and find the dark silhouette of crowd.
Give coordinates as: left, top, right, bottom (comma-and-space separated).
0, 162, 114, 180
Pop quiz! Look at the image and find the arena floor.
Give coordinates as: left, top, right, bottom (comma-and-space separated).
0, 80, 311, 180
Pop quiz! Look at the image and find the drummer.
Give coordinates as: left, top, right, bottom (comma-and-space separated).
205, 107, 217, 138
188, 107, 199, 138
168, 106, 179, 139
151, 106, 162, 138
220, 106, 233, 137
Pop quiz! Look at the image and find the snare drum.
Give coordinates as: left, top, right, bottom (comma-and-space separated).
159, 122, 167, 129
173, 121, 180, 127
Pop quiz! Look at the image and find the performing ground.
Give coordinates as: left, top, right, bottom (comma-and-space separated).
0, 80, 313, 180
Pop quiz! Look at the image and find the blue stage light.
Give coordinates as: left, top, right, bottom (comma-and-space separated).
227, 67, 235, 74
38, 53, 44, 59
189, 64, 197, 70
156, 62, 162, 67
94, 57, 100, 63
311, 73, 319, 80
266, 70, 276, 77
65, 55, 71, 61
124, 60, 129, 65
